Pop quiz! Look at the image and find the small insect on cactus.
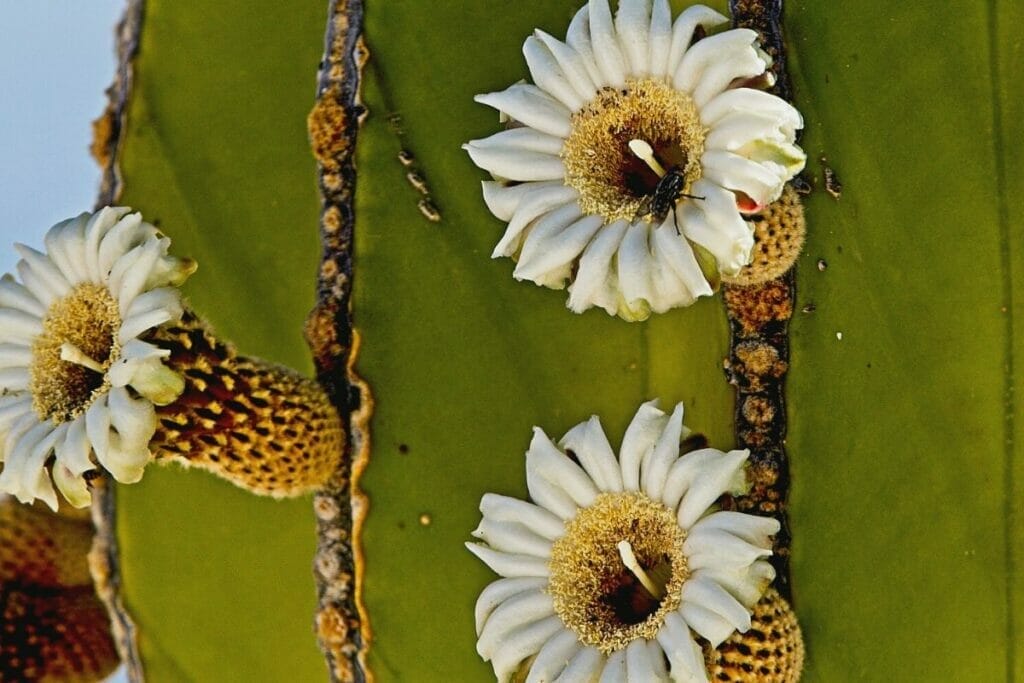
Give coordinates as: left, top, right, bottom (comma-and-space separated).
0, 207, 343, 509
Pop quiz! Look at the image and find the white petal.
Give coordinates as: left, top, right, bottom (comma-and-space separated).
473, 127, 566, 156
678, 601, 735, 648
619, 400, 667, 491
647, 640, 669, 680
588, 0, 628, 88
700, 88, 803, 133
494, 185, 579, 259
125, 286, 180, 320
52, 462, 91, 508
14, 244, 71, 301
473, 518, 553, 558
567, 220, 628, 315
480, 493, 566, 541
525, 35, 587, 111
0, 420, 48, 503
108, 386, 157, 454
97, 211, 147, 280
525, 628, 580, 683
647, 0, 673, 78
598, 649, 628, 683
478, 590, 556, 659
666, 5, 729, 78
475, 85, 573, 138
490, 616, 565, 683
483, 181, 555, 222
526, 428, 599, 509
44, 214, 91, 285
617, 222, 655, 314
705, 112, 795, 153
682, 574, 752, 634
21, 422, 64, 510
513, 201, 584, 281
0, 367, 30, 392
466, 543, 551, 578
674, 29, 759, 94
565, 6, 606, 87
107, 338, 170, 388
1, 413, 37, 465
119, 307, 177, 345
676, 449, 749, 529
475, 578, 549, 636
683, 526, 773, 571
692, 510, 780, 548
516, 214, 603, 286
624, 638, 663, 682
657, 611, 708, 683
0, 274, 46, 317
110, 237, 166, 315
527, 463, 581, 520
0, 395, 32, 435
678, 179, 753, 277
54, 414, 95, 476
84, 398, 111, 470
701, 150, 786, 208
465, 142, 565, 182
692, 47, 769, 109
652, 212, 713, 299
558, 415, 623, 493
534, 30, 598, 102
557, 646, 603, 682
660, 449, 720, 511
692, 561, 775, 610
615, 0, 651, 77
83, 206, 131, 282
0, 344, 32, 370
0, 308, 43, 345
642, 402, 684, 500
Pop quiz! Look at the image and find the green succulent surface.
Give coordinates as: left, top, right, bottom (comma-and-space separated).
110, 1, 1021, 681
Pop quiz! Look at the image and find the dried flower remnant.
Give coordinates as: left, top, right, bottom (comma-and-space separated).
0, 208, 342, 508
466, 0, 805, 320
0, 495, 119, 682
466, 400, 779, 682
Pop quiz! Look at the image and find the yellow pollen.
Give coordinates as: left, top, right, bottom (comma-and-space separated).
562, 79, 706, 223
547, 492, 688, 654
30, 283, 121, 423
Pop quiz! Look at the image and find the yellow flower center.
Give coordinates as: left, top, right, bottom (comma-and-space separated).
547, 492, 688, 654
30, 284, 121, 422
561, 79, 706, 223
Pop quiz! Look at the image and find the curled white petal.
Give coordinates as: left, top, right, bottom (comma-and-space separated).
475, 85, 573, 138
558, 415, 623, 493
475, 577, 548, 636
615, 0, 652, 77
588, 0, 628, 87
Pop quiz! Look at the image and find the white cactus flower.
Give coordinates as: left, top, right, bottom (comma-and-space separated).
466, 0, 805, 320
0, 207, 195, 509
467, 400, 780, 682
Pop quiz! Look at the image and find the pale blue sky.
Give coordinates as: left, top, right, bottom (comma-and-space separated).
0, 0, 125, 275
1, 4, 129, 679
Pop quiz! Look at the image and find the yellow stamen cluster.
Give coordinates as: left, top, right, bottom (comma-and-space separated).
705, 588, 805, 682
562, 79, 706, 222
29, 284, 120, 423
548, 492, 687, 653
148, 311, 343, 497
